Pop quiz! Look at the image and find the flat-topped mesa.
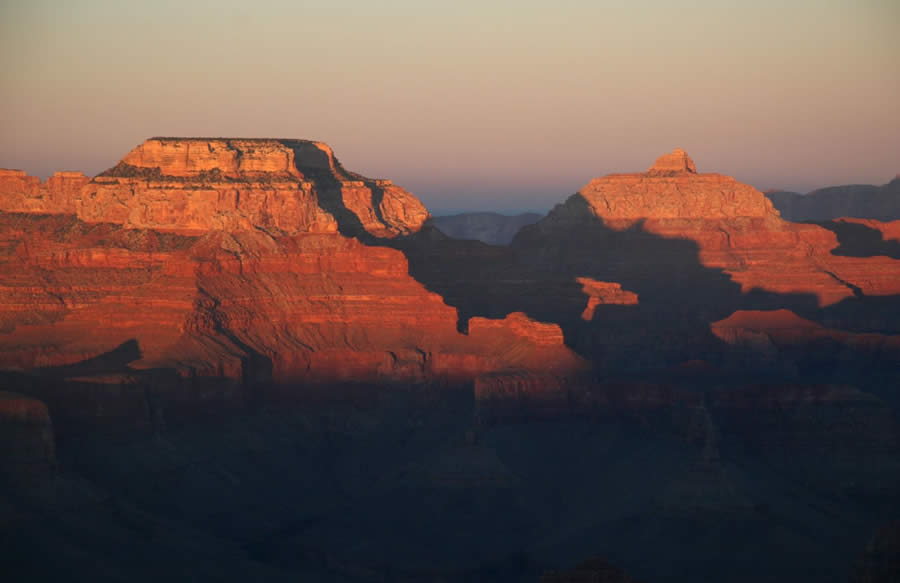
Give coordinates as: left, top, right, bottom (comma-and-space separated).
109, 138, 334, 180
81, 138, 429, 236
570, 149, 778, 221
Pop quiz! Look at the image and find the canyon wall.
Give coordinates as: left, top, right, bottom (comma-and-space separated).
0, 140, 585, 413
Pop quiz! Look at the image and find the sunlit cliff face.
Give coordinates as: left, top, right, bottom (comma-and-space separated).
543, 149, 900, 309
1, 143, 899, 386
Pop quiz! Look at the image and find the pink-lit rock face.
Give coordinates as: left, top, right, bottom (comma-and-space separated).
0, 138, 429, 237
119, 138, 301, 178
531, 150, 900, 307
0, 138, 584, 388
577, 278, 639, 321
1, 144, 898, 400
577, 149, 776, 220
648, 148, 697, 174
0, 169, 90, 214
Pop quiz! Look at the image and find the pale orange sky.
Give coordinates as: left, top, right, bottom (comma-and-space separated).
1, 0, 898, 213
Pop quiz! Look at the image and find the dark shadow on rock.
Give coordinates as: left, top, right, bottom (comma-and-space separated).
368, 194, 900, 378
384, 195, 828, 375
280, 140, 374, 241
812, 219, 900, 259
34, 339, 142, 378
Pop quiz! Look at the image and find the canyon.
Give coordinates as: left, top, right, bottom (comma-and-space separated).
1, 140, 899, 582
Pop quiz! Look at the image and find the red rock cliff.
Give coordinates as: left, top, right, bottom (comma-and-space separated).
1, 138, 429, 238
0, 139, 585, 391
0, 169, 90, 214
531, 149, 900, 306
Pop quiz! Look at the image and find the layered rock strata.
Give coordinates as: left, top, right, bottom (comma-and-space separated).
0, 168, 90, 214
0, 139, 584, 404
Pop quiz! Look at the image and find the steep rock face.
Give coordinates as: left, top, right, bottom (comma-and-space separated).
521, 150, 900, 309
0, 140, 586, 426
648, 147, 697, 174
399, 149, 900, 384
576, 148, 775, 220
0, 169, 90, 214
1, 138, 429, 238
0, 220, 581, 387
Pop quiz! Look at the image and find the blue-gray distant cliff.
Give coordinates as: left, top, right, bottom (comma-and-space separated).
766, 178, 900, 221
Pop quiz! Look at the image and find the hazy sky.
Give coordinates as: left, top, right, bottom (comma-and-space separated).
2, 0, 898, 213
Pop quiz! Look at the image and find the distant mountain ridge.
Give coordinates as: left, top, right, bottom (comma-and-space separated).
766, 177, 900, 221
431, 211, 542, 245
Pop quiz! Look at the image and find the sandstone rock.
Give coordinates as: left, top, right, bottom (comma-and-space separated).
576, 159, 777, 220
0, 142, 584, 407
1, 138, 428, 237
648, 148, 696, 174
522, 150, 900, 307
0, 169, 89, 214
576, 278, 639, 321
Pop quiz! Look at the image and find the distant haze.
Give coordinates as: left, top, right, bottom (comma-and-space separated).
2, 0, 898, 214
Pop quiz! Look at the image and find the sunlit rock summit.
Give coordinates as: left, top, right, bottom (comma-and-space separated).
0, 138, 581, 390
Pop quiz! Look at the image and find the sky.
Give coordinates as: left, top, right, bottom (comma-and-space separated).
1, 0, 898, 214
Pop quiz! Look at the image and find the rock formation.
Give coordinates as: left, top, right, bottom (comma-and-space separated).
2, 144, 898, 442
80, 138, 428, 237
767, 177, 900, 222
2, 143, 898, 583
521, 149, 900, 307
0, 168, 90, 214
0, 139, 585, 414
392, 149, 900, 421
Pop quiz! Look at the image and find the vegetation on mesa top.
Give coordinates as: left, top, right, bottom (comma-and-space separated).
97, 162, 302, 184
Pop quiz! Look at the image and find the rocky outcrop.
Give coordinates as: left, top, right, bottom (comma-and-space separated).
2, 144, 897, 429
647, 147, 697, 174
1, 138, 429, 238
767, 177, 900, 222
0, 140, 587, 434
0, 169, 90, 214
83, 138, 428, 237
577, 278, 639, 321
514, 149, 900, 336
573, 148, 776, 220
711, 310, 900, 372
